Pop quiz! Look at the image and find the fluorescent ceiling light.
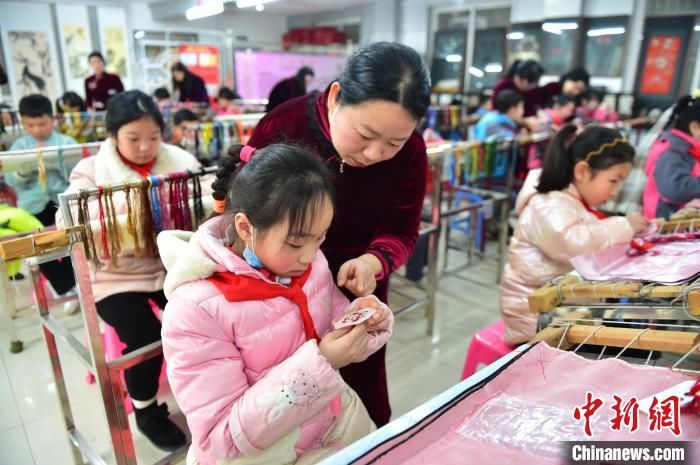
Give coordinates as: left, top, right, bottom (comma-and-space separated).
445, 54, 463, 63
186, 0, 224, 20
469, 66, 484, 78
134, 30, 145, 39
587, 27, 626, 37
484, 63, 503, 73
236, 0, 277, 8
695, 25, 700, 31
542, 22, 578, 35
256, 3, 264, 11
506, 32, 524, 40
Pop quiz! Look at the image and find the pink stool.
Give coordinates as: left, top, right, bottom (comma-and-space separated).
461, 320, 514, 380
85, 299, 167, 413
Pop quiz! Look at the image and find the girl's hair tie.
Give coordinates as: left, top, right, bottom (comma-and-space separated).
240, 145, 256, 163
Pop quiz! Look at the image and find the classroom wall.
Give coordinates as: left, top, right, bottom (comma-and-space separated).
286, 0, 402, 45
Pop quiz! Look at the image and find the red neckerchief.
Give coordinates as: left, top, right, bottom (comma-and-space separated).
208, 265, 320, 342
117, 150, 156, 178
580, 197, 607, 220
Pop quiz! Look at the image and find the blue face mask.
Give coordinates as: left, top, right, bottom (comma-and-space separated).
243, 244, 264, 269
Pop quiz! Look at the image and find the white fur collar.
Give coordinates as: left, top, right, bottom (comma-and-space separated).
157, 229, 218, 299
94, 138, 200, 185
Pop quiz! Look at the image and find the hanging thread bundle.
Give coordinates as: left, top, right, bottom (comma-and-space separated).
72, 172, 206, 265
76, 190, 99, 265
36, 148, 47, 191
103, 185, 122, 266
138, 179, 159, 257
124, 184, 142, 256
190, 170, 205, 229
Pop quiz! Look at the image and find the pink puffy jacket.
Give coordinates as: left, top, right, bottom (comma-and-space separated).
500, 174, 634, 344
158, 216, 393, 465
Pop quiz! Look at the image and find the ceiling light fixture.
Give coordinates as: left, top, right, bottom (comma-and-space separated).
506, 32, 524, 40
468, 66, 484, 78
542, 22, 578, 35
256, 4, 264, 11
587, 27, 626, 37
236, 0, 277, 8
186, 0, 224, 20
445, 54, 463, 63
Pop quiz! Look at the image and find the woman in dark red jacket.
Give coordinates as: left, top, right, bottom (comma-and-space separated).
171, 62, 209, 105
493, 61, 590, 117
236, 42, 430, 427
84, 51, 124, 111
266, 66, 314, 112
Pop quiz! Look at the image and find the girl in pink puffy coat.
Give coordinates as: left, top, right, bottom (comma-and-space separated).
158, 143, 393, 465
500, 125, 649, 345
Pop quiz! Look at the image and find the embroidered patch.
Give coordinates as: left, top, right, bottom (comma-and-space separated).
256, 370, 323, 423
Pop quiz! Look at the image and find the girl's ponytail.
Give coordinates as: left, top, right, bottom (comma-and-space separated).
211, 144, 243, 215
537, 124, 634, 194
537, 124, 579, 193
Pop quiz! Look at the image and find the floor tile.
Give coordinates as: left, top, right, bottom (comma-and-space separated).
0, 355, 22, 433
0, 426, 34, 465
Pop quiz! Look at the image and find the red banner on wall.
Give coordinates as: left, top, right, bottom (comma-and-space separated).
640, 35, 681, 96
178, 45, 220, 91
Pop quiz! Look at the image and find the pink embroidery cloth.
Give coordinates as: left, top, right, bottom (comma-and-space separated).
570, 240, 700, 284
356, 344, 700, 465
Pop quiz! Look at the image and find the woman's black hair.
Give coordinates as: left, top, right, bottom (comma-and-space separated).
560, 67, 590, 87
105, 90, 165, 135
171, 62, 192, 93
57, 91, 86, 113
506, 59, 545, 83
337, 42, 431, 120
212, 144, 335, 241
88, 51, 105, 64
295, 67, 314, 93
666, 95, 700, 134
537, 125, 635, 193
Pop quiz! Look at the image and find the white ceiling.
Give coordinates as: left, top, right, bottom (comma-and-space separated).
224, 0, 373, 16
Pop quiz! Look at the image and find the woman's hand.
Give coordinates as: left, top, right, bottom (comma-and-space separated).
319, 324, 369, 369
337, 254, 382, 297
626, 212, 649, 234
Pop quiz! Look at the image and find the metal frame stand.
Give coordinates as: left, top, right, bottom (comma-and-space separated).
390, 152, 443, 340
0, 270, 23, 352
23, 241, 187, 465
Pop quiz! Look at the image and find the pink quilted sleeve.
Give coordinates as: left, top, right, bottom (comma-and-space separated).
162, 295, 344, 459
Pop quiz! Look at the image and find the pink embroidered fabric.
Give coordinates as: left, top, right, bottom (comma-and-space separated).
354, 344, 699, 465
570, 241, 700, 284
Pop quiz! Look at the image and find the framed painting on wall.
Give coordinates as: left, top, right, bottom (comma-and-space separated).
7, 31, 57, 103
635, 16, 694, 111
